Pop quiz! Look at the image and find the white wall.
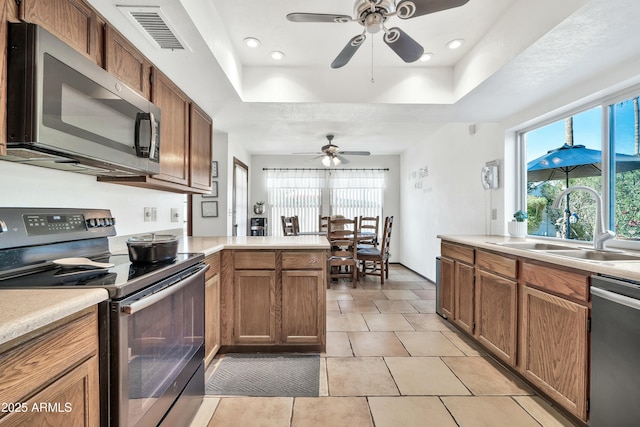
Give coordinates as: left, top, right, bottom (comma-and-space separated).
0, 161, 185, 239
250, 154, 401, 262
400, 123, 504, 281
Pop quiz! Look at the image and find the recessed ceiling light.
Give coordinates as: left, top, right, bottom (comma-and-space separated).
243, 37, 261, 48
420, 52, 434, 62
447, 39, 464, 50
270, 51, 285, 60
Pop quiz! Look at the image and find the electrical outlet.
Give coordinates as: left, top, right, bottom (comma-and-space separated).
491, 208, 497, 220
151, 207, 157, 222
171, 208, 180, 223
144, 207, 152, 222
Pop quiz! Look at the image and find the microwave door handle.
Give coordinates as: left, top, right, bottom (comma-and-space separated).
149, 112, 158, 161
134, 112, 146, 158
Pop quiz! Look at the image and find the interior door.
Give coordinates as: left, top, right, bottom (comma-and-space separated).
232, 158, 248, 236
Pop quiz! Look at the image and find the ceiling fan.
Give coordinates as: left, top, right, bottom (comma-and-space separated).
286, 0, 470, 68
295, 135, 371, 166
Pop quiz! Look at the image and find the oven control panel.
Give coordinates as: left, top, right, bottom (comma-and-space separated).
24, 213, 87, 235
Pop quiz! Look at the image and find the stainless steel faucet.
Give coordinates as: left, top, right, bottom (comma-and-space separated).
552, 186, 615, 250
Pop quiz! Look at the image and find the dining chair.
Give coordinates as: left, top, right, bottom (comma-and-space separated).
319, 215, 330, 234
327, 216, 359, 287
281, 215, 300, 236
358, 215, 379, 248
358, 216, 393, 284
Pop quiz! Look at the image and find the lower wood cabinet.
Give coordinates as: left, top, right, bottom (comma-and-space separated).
453, 261, 475, 334
0, 307, 100, 426
204, 252, 221, 366
520, 284, 589, 420
475, 269, 517, 366
440, 256, 455, 319
220, 250, 326, 351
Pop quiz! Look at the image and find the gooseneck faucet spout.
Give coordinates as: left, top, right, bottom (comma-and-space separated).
552, 186, 615, 250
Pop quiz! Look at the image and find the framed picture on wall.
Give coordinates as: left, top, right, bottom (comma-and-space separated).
201, 201, 218, 217
202, 181, 218, 198
211, 161, 218, 178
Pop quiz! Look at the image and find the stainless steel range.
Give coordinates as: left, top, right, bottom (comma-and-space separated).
0, 207, 207, 427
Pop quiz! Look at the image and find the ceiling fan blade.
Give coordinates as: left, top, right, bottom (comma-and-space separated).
383, 28, 424, 63
340, 151, 371, 156
293, 152, 323, 155
396, 0, 470, 19
305, 155, 327, 162
286, 13, 353, 23
335, 154, 350, 165
331, 34, 366, 69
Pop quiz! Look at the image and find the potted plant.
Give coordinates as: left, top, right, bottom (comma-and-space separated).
253, 201, 265, 215
508, 210, 528, 237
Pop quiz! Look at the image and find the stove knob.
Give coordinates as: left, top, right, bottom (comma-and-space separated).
97, 218, 105, 227
87, 218, 96, 228
0, 220, 7, 234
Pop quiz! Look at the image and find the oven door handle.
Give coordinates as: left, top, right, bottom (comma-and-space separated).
122, 264, 209, 315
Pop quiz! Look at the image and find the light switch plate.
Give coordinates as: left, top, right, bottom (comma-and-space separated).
171, 208, 180, 223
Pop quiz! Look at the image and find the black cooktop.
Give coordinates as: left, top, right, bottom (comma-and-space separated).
0, 252, 204, 299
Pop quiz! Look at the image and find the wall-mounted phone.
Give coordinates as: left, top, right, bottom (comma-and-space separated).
481, 165, 498, 189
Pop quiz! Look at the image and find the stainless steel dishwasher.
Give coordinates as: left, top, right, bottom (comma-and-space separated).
590, 275, 640, 427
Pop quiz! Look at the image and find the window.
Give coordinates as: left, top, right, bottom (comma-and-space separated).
265, 169, 386, 236
520, 91, 640, 243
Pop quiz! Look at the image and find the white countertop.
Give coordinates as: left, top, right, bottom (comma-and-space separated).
0, 288, 108, 347
179, 235, 330, 256
439, 235, 640, 282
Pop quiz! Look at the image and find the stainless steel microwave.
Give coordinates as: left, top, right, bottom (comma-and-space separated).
3, 23, 161, 177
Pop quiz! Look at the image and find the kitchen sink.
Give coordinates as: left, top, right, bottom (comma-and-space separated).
493, 242, 576, 251
544, 249, 640, 262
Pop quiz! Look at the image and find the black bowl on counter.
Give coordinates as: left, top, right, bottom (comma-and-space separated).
126, 234, 179, 264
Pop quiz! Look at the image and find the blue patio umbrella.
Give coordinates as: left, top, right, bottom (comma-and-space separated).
527, 143, 640, 238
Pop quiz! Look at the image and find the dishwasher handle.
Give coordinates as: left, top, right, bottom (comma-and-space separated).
591, 286, 640, 311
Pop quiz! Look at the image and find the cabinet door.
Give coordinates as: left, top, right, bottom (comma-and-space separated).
151, 69, 189, 186
234, 270, 277, 344
440, 256, 455, 319
21, 0, 97, 61
189, 104, 213, 191
104, 24, 151, 98
454, 262, 474, 334
520, 285, 589, 420
0, 355, 99, 427
204, 272, 220, 366
476, 270, 517, 366
282, 270, 324, 345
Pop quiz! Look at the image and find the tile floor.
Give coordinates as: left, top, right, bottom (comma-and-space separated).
191, 264, 578, 427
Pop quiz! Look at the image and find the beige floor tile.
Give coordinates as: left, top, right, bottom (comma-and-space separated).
190, 397, 220, 427
348, 332, 410, 357
207, 397, 293, 427
513, 396, 577, 427
329, 281, 357, 291
362, 313, 415, 331
338, 299, 380, 313
441, 331, 486, 356
404, 313, 456, 331
384, 357, 470, 395
326, 290, 353, 301
442, 396, 541, 427
326, 357, 399, 396
368, 396, 458, 427
381, 282, 427, 290
350, 289, 387, 300
381, 289, 420, 300
358, 281, 384, 290
395, 331, 465, 356
291, 397, 372, 427
324, 331, 353, 357
326, 313, 369, 332
407, 299, 436, 313
442, 356, 533, 395
412, 289, 436, 299
326, 300, 341, 313
373, 299, 418, 313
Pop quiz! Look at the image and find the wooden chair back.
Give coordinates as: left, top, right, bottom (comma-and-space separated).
319, 215, 330, 233
357, 216, 394, 284
358, 215, 380, 246
327, 216, 359, 286
281, 215, 299, 236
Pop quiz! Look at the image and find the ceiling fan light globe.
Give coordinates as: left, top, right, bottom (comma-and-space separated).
332, 156, 342, 166
322, 156, 332, 167
364, 13, 384, 34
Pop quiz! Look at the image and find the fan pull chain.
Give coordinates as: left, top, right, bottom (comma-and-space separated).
370, 36, 375, 83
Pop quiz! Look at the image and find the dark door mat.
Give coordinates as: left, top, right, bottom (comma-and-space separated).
206, 353, 320, 397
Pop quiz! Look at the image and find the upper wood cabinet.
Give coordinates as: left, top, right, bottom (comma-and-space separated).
20, 0, 98, 62
189, 104, 213, 191
151, 68, 190, 186
104, 24, 151, 99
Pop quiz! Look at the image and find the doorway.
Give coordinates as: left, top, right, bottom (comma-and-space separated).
232, 158, 248, 236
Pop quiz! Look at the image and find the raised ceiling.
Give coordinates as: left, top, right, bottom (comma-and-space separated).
89, 0, 640, 155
